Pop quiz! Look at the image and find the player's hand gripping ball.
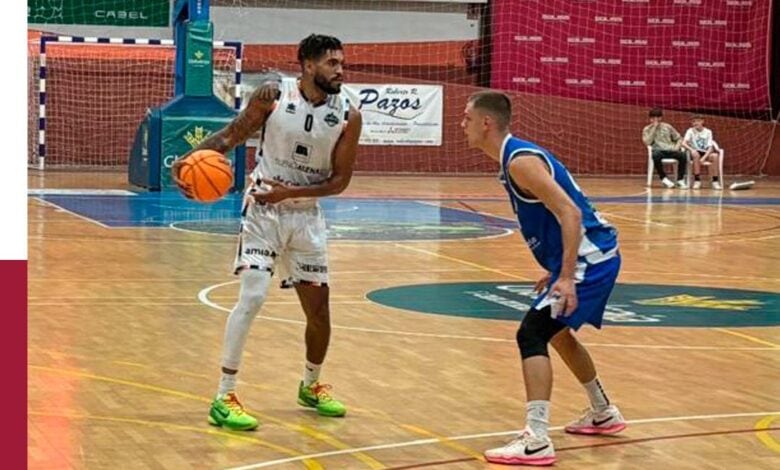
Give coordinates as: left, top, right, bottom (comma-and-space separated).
173, 150, 234, 202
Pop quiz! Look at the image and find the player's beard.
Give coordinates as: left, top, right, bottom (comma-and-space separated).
314, 73, 342, 94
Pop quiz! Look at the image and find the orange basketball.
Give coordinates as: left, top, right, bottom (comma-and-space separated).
178, 150, 234, 202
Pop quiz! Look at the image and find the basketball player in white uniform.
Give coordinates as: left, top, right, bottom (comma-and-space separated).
173, 34, 362, 430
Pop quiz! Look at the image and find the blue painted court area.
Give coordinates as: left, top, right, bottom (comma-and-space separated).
591, 195, 780, 205
31, 191, 780, 240
33, 191, 516, 241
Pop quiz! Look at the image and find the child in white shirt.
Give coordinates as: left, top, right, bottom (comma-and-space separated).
683, 115, 722, 190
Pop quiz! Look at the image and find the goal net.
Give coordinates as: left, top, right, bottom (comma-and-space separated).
27, 33, 239, 169
219, 0, 775, 175
27, 0, 776, 175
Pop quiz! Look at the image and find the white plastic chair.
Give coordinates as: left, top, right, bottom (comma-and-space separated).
646, 145, 725, 187
646, 146, 687, 187
688, 141, 725, 185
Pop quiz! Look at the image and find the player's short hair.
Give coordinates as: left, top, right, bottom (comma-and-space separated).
298, 34, 343, 63
468, 91, 512, 130
649, 107, 663, 118
691, 114, 704, 121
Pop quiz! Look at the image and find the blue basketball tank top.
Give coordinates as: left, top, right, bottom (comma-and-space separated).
499, 135, 618, 278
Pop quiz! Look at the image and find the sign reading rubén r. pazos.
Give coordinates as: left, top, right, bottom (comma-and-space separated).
342, 84, 442, 146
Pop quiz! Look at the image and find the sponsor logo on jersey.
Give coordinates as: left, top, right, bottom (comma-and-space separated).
292, 142, 312, 165
285, 103, 296, 114
297, 263, 328, 274
324, 112, 340, 127
244, 248, 277, 258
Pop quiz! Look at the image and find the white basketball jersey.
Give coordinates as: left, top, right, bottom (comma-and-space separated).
252, 77, 350, 190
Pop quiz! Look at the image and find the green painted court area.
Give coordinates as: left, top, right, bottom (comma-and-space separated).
367, 282, 780, 327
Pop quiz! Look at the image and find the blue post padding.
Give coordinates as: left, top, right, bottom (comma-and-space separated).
149, 108, 163, 187
173, 0, 211, 96
157, 95, 245, 192
128, 109, 162, 189
190, 0, 210, 21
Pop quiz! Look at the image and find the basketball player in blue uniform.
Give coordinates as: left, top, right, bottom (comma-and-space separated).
461, 92, 626, 466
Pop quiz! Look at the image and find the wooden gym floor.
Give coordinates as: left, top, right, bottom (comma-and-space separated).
28, 172, 780, 469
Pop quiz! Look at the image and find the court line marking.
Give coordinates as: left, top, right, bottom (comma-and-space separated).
224, 410, 780, 469
197, 281, 779, 351
598, 210, 672, 228
399, 424, 485, 463
391, 243, 532, 281
713, 328, 780, 348
32, 197, 110, 228
28, 189, 138, 196
168, 219, 237, 238
619, 270, 780, 282
330, 227, 515, 243
27, 268, 780, 282
28, 231, 780, 247
384, 426, 780, 469
28, 411, 321, 468
31, 347, 279, 391
755, 415, 780, 453
35, 195, 515, 242
27, 269, 484, 283
169, 220, 515, 243
30, 346, 462, 467
28, 301, 371, 307
28, 365, 383, 469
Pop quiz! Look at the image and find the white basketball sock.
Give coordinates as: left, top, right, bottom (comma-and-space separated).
583, 377, 610, 412
526, 400, 550, 438
218, 372, 237, 397
303, 360, 322, 387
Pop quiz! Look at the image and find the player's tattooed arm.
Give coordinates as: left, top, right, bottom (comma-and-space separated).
173, 81, 280, 191
196, 82, 280, 153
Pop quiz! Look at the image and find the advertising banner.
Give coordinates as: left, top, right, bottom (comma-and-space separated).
343, 84, 443, 146
490, 0, 771, 110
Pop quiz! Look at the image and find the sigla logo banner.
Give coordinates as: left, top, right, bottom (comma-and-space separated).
342, 84, 443, 146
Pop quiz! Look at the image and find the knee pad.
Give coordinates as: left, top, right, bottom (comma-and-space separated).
222, 270, 272, 370
516, 308, 566, 359
236, 269, 272, 313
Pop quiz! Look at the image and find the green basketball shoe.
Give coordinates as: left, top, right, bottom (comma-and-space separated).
208, 392, 259, 431
297, 381, 347, 417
